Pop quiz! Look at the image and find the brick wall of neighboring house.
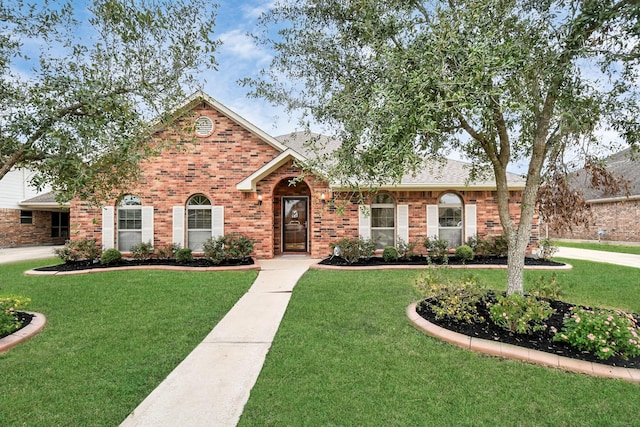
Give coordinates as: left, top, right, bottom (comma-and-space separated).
0, 209, 66, 247
548, 198, 640, 243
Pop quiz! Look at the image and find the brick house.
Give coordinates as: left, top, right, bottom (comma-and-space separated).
70, 91, 535, 259
548, 148, 640, 243
0, 168, 69, 247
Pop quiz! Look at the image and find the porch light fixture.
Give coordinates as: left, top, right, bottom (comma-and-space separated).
321, 192, 326, 204
257, 192, 263, 206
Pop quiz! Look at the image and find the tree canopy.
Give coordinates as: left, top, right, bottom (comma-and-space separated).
0, 0, 219, 203
247, 0, 639, 293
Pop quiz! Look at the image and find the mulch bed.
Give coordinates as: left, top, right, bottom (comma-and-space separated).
416, 294, 640, 369
319, 255, 565, 267
34, 257, 254, 272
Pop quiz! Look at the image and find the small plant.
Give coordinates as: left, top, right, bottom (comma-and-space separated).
203, 236, 226, 264
538, 238, 559, 261
0, 296, 31, 336
329, 237, 376, 264
224, 233, 255, 260
382, 246, 399, 262
55, 239, 102, 263
489, 294, 555, 334
100, 248, 122, 265
472, 234, 509, 257
155, 243, 181, 260
553, 307, 640, 360
415, 271, 486, 324
396, 237, 417, 260
130, 241, 154, 260
175, 247, 193, 264
455, 245, 474, 263
424, 236, 449, 259
528, 273, 562, 300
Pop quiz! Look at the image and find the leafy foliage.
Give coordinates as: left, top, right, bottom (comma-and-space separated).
203, 233, 256, 264
454, 245, 474, 263
100, 248, 122, 265
329, 236, 376, 264
175, 247, 193, 264
424, 236, 449, 259
396, 237, 418, 260
130, 241, 154, 260
382, 246, 399, 262
554, 307, 640, 360
538, 238, 559, 261
155, 243, 181, 260
55, 239, 102, 263
0, 0, 219, 203
528, 273, 562, 300
0, 295, 30, 336
489, 294, 555, 335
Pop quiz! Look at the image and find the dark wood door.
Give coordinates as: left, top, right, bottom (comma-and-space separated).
283, 197, 308, 252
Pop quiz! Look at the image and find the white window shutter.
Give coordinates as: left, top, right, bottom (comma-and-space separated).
397, 205, 409, 243
172, 206, 185, 247
212, 206, 224, 238
465, 204, 477, 242
102, 206, 115, 249
427, 205, 439, 238
358, 205, 371, 240
141, 206, 154, 244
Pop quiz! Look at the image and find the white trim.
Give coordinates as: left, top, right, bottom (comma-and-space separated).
212, 206, 224, 238
464, 204, 477, 242
236, 149, 308, 191
358, 205, 371, 240
397, 205, 409, 243
172, 206, 185, 247
102, 206, 115, 250
141, 206, 154, 244
426, 205, 438, 238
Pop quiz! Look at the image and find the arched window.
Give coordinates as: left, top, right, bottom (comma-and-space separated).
371, 193, 395, 250
118, 195, 142, 251
438, 193, 463, 247
187, 194, 212, 252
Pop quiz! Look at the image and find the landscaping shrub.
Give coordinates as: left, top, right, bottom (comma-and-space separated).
0, 296, 30, 336
55, 239, 102, 263
100, 248, 122, 265
224, 233, 255, 260
415, 271, 486, 324
155, 243, 181, 260
130, 241, 154, 260
424, 236, 449, 259
455, 245, 474, 263
471, 234, 509, 257
553, 307, 640, 360
538, 238, 559, 261
329, 237, 376, 264
489, 294, 555, 334
382, 246, 399, 262
175, 248, 193, 263
203, 236, 225, 264
396, 237, 418, 260
528, 273, 562, 300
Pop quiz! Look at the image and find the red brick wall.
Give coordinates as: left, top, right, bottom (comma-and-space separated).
548, 198, 640, 243
70, 102, 536, 258
0, 209, 66, 247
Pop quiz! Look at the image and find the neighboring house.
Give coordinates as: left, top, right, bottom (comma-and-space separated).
0, 168, 69, 247
549, 148, 640, 243
70, 91, 535, 259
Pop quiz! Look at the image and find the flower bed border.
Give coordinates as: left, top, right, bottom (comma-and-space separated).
0, 312, 46, 354
407, 302, 640, 383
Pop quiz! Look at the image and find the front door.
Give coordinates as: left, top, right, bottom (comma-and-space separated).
283, 197, 308, 252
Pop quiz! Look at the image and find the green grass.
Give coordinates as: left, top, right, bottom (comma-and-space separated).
0, 259, 256, 426
239, 261, 640, 426
556, 241, 640, 255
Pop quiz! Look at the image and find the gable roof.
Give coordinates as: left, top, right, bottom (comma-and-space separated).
20, 192, 68, 211
274, 131, 526, 190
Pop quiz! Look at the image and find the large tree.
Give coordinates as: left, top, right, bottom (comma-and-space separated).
248, 0, 639, 294
0, 0, 218, 203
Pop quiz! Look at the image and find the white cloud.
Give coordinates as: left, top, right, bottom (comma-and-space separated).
219, 29, 272, 64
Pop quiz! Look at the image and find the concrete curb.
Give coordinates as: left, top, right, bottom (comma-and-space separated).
311, 262, 572, 271
407, 303, 640, 383
0, 312, 47, 354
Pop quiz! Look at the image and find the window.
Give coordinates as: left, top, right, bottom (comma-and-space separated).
438, 193, 463, 247
194, 116, 214, 136
118, 195, 142, 251
20, 210, 33, 224
371, 193, 395, 250
187, 194, 212, 252
51, 212, 70, 238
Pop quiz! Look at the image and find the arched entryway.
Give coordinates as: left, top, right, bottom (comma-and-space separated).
273, 178, 311, 254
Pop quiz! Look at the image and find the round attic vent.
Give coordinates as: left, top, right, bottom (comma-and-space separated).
194, 116, 214, 136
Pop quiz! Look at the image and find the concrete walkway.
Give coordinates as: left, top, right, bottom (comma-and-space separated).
556, 247, 640, 268
0, 245, 62, 264
119, 256, 320, 427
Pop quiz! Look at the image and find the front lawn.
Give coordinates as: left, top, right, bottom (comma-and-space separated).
0, 259, 256, 426
239, 260, 640, 426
